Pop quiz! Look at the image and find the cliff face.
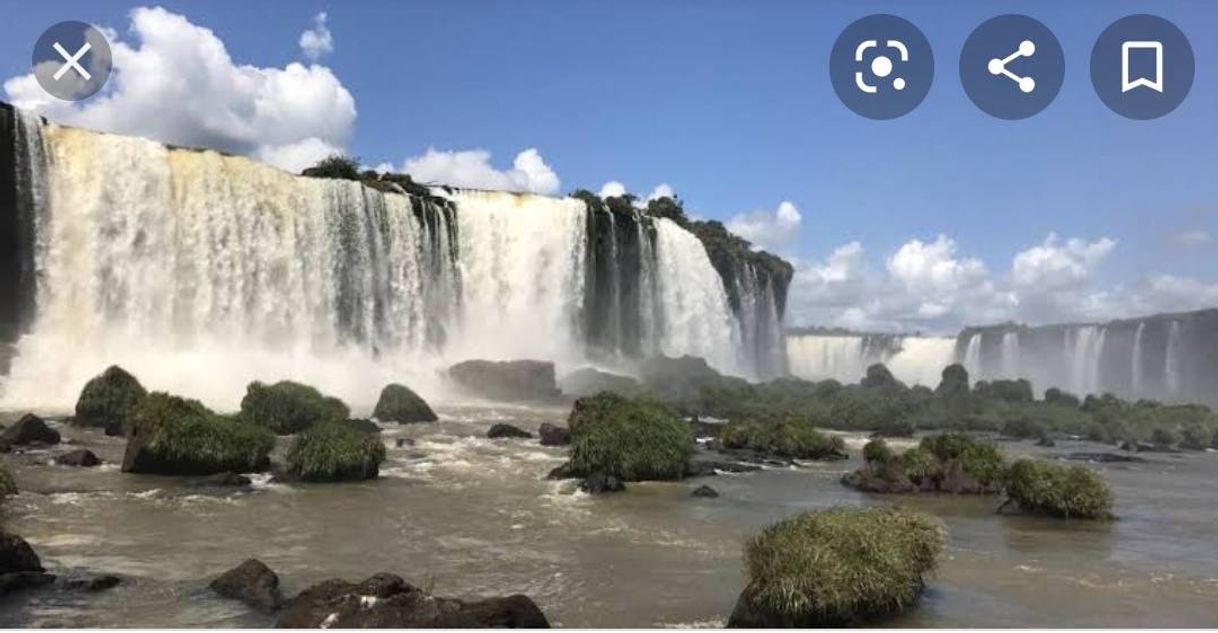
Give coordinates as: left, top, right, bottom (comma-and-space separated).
956, 309, 1218, 406
0, 103, 42, 373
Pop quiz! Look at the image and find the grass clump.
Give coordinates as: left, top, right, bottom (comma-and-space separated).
285, 421, 386, 482
372, 383, 437, 423
729, 506, 945, 627
123, 393, 276, 475
566, 392, 694, 481
1002, 459, 1114, 520
0, 462, 16, 501
721, 419, 846, 460
74, 365, 147, 432
240, 381, 349, 434
919, 432, 1006, 489
862, 438, 894, 464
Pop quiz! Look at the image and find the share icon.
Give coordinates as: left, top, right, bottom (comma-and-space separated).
988, 40, 1036, 93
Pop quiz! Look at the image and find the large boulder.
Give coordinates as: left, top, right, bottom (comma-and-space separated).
73, 365, 147, 433
275, 573, 549, 628
1001, 459, 1114, 520
487, 424, 532, 440
210, 558, 283, 613
285, 421, 385, 482
841, 435, 1005, 496
727, 507, 944, 627
0, 530, 54, 595
372, 384, 437, 424
639, 355, 737, 403
557, 367, 642, 398
563, 392, 694, 482
239, 381, 349, 435
537, 423, 570, 447
122, 393, 276, 476
1, 413, 61, 447
448, 360, 561, 402
55, 448, 101, 467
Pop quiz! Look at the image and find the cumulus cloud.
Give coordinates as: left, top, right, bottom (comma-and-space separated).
299, 12, 334, 61
598, 181, 627, 198
401, 147, 560, 194
1170, 229, 1213, 248
3, 6, 356, 172
1011, 233, 1116, 290
726, 201, 803, 251
645, 183, 675, 202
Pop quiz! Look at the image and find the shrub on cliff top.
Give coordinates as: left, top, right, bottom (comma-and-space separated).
240, 381, 349, 434
123, 393, 276, 476
721, 419, 846, 460
74, 365, 147, 432
728, 506, 945, 627
566, 392, 693, 481
1003, 459, 1113, 520
301, 154, 360, 180
372, 383, 437, 424
286, 420, 386, 482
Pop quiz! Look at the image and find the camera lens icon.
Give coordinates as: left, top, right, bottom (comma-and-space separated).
831, 15, 934, 120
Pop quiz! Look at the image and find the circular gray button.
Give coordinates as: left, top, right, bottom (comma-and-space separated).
1090, 15, 1193, 120
33, 21, 112, 101
960, 15, 1065, 120
829, 15, 934, 120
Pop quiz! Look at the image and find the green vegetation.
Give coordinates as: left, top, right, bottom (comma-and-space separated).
372, 383, 437, 423
721, 419, 846, 460
74, 365, 148, 432
565, 392, 694, 481
730, 506, 944, 627
124, 393, 276, 475
843, 433, 1005, 495
300, 154, 361, 180
239, 381, 349, 434
0, 461, 16, 501
1002, 459, 1114, 520
285, 421, 386, 482
862, 438, 894, 464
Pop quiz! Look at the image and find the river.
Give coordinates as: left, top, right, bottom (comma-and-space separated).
1, 404, 1216, 627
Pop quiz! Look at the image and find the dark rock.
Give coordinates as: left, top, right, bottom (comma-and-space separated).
60, 573, 122, 592
191, 471, 253, 487
346, 418, 381, 435
210, 558, 283, 613
1035, 436, 1056, 447
275, 573, 549, 628
546, 463, 575, 480
685, 459, 762, 477
0, 530, 43, 575
579, 471, 624, 494
74, 365, 147, 433
1062, 452, 1149, 464
639, 355, 745, 402
557, 367, 641, 398
372, 383, 437, 424
55, 448, 101, 467
394, 438, 415, 448
690, 417, 725, 439
448, 359, 562, 402
487, 424, 532, 440
1, 414, 60, 447
691, 485, 719, 498
1121, 440, 1181, 454
840, 462, 917, 494
537, 423, 570, 446
0, 571, 55, 594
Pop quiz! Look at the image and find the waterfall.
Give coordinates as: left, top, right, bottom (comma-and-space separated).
786, 334, 954, 387
963, 333, 982, 380
1067, 326, 1107, 396
1131, 322, 1145, 396
1165, 320, 1182, 397
0, 110, 782, 411
1000, 331, 1020, 377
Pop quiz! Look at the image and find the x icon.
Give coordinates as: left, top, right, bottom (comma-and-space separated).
52, 41, 91, 81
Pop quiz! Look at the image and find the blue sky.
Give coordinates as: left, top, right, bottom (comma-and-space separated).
2, 1, 1216, 333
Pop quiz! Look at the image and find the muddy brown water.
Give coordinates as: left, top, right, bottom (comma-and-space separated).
1, 405, 1216, 627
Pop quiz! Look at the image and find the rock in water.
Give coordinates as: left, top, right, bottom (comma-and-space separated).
346, 418, 382, 435
74, 365, 147, 433
691, 485, 719, 498
55, 448, 101, 467
538, 423, 570, 446
60, 573, 122, 592
0, 530, 54, 595
487, 424, 532, 440
210, 559, 283, 613
448, 360, 562, 402
275, 573, 549, 628
557, 367, 642, 398
579, 471, 625, 494
1, 414, 61, 447
190, 471, 253, 487
372, 384, 437, 423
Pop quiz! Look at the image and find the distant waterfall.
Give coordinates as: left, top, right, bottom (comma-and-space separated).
1165, 320, 1182, 398
786, 333, 955, 387
963, 333, 982, 379
0, 109, 784, 410
1131, 322, 1145, 395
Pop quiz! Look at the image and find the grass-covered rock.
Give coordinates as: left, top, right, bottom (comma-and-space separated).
721, 419, 847, 460
372, 383, 436, 424
285, 421, 386, 482
240, 381, 349, 434
0, 461, 16, 501
74, 365, 147, 433
843, 433, 1005, 495
1002, 459, 1114, 520
564, 392, 694, 481
728, 506, 945, 627
123, 393, 276, 476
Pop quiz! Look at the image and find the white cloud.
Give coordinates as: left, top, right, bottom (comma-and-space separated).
726, 201, 803, 251
255, 137, 345, 174
645, 183, 675, 202
1170, 229, 1213, 248
1011, 233, 1116, 290
598, 181, 627, 198
299, 12, 334, 61
3, 7, 356, 172
401, 147, 560, 194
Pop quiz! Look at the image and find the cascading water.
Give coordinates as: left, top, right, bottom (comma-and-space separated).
1165, 320, 1182, 398
963, 333, 982, 380
785, 333, 954, 387
0, 108, 786, 411
1000, 331, 1020, 377
1131, 322, 1145, 396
